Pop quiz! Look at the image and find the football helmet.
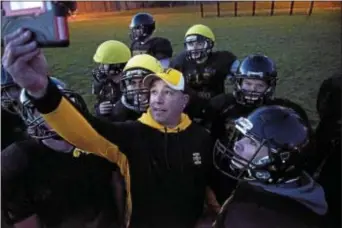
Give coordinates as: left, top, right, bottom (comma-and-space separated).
92, 40, 131, 103
233, 54, 277, 106
129, 13, 155, 42
213, 105, 310, 184
120, 54, 163, 112
19, 77, 88, 140
184, 24, 215, 62
1, 66, 22, 114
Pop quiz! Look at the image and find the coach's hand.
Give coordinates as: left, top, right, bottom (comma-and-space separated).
2, 28, 49, 99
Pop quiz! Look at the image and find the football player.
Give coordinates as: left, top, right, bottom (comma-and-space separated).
105, 54, 164, 122
2, 78, 128, 228
313, 73, 341, 228
129, 13, 173, 69
209, 54, 312, 204
170, 24, 237, 124
1, 66, 27, 150
92, 40, 131, 120
213, 106, 327, 228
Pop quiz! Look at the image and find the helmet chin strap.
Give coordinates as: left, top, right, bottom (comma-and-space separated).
41, 138, 74, 153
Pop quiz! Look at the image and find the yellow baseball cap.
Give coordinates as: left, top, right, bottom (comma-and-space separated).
143, 68, 186, 91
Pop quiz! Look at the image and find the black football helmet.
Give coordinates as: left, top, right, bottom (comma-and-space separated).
129, 13, 155, 42
1, 66, 22, 114
233, 54, 277, 106
19, 77, 88, 140
213, 105, 310, 184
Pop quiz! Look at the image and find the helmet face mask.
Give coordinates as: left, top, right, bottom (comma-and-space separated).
130, 25, 153, 42
120, 54, 164, 112
93, 64, 125, 83
214, 126, 275, 183
121, 69, 151, 112
184, 35, 213, 62
233, 54, 278, 106
213, 107, 309, 184
22, 100, 58, 140
19, 78, 88, 140
1, 84, 22, 115
234, 77, 275, 106
92, 63, 125, 102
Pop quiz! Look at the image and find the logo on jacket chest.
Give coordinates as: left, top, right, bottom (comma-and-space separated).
186, 67, 216, 87
192, 152, 202, 166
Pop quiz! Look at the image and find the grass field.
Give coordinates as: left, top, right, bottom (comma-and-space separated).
43, 7, 341, 127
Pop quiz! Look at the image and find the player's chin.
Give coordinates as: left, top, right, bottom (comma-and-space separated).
151, 110, 168, 123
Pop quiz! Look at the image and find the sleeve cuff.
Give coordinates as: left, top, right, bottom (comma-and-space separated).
26, 77, 63, 114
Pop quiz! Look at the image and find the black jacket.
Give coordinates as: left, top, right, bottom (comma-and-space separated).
1, 138, 123, 228
1, 109, 28, 150
170, 50, 237, 100
313, 74, 341, 228
214, 175, 327, 228
29, 78, 214, 228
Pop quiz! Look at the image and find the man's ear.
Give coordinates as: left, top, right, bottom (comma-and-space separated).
182, 94, 190, 108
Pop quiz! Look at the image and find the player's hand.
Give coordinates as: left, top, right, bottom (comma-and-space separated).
2, 28, 49, 98
99, 101, 113, 115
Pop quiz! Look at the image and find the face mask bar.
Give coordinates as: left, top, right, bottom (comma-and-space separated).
1, 85, 22, 115
21, 90, 86, 140
121, 69, 151, 112
184, 35, 213, 62
130, 25, 151, 42
233, 77, 274, 106
92, 64, 124, 83
213, 125, 274, 182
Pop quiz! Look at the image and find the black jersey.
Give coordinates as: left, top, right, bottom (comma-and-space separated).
130, 37, 173, 60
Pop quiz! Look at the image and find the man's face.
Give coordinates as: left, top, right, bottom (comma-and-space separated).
241, 78, 268, 94
231, 136, 269, 169
149, 79, 189, 127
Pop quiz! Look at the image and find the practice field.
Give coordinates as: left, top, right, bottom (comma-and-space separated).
43, 8, 341, 127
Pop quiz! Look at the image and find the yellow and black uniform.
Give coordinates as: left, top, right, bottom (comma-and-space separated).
2, 138, 124, 228
170, 24, 236, 100
130, 37, 173, 60
92, 40, 131, 120
170, 50, 236, 125
170, 24, 236, 125
171, 50, 236, 100
28, 77, 214, 227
